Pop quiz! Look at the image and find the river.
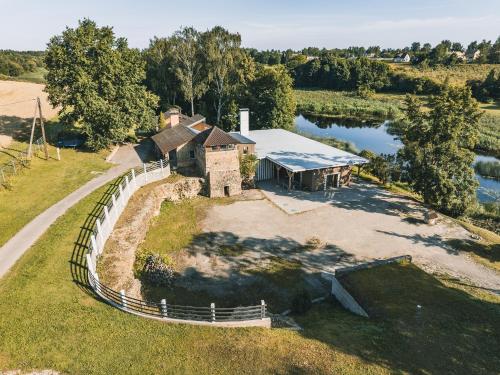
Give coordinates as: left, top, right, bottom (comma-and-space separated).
295, 114, 500, 203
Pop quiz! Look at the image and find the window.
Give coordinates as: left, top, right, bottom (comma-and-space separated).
220, 145, 227, 150
211, 146, 218, 151
189, 150, 195, 159
243, 146, 248, 154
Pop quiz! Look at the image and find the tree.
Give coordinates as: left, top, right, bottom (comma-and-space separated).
44, 19, 158, 150
411, 42, 421, 52
488, 36, 500, 63
239, 153, 258, 187
398, 87, 482, 216
202, 26, 253, 125
451, 42, 463, 52
144, 37, 180, 109
248, 64, 296, 130
170, 27, 207, 116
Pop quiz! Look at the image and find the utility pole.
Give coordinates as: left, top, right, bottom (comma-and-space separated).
27, 97, 49, 160
37, 97, 49, 160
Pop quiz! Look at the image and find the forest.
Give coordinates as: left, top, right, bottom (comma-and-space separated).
0, 50, 45, 77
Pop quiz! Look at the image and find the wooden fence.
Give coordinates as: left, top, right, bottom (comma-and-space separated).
85, 158, 271, 328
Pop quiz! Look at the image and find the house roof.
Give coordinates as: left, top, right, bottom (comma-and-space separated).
229, 132, 256, 144
151, 125, 197, 154
179, 114, 205, 127
195, 126, 240, 147
247, 129, 368, 172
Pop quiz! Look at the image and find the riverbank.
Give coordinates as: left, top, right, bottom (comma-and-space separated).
295, 89, 500, 158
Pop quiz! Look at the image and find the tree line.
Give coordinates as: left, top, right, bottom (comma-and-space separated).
144, 27, 295, 132
44, 20, 296, 150
0, 50, 45, 77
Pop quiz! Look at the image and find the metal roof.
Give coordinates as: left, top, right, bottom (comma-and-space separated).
229, 132, 256, 144
247, 129, 368, 172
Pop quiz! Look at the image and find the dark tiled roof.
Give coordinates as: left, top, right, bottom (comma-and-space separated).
151, 126, 196, 154
195, 126, 240, 147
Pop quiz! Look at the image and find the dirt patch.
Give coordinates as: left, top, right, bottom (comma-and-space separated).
0, 80, 59, 146
98, 177, 204, 297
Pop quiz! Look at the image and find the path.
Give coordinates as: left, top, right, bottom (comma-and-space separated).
0, 143, 147, 279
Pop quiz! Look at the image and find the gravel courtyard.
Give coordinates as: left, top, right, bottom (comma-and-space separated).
202, 180, 500, 294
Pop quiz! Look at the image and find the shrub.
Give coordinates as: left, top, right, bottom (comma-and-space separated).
291, 289, 312, 314
142, 253, 174, 287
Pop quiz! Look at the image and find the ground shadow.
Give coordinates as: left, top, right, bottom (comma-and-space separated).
69, 176, 124, 294
295, 263, 500, 375
139, 230, 362, 312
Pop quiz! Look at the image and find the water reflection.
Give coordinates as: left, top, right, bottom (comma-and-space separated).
295, 114, 499, 203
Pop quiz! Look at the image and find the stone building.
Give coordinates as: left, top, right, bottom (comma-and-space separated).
151, 108, 367, 196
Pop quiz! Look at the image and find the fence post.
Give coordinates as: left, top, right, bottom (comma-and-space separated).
160, 159, 164, 176
86, 254, 94, 275
125, 175, 131, 197
56, 147, 61, 161
120, 290, 127, 309
94, 272, 101, 295
143, 163, 148, 182
119, 184, 125, 206
160, 299, 168, 317
261, 300, 266, 319
211, 302, 216, 322
96, 219, 104, 252
103, 206, 111, 236
131, 168, 136, 189
90, 234, 98, 255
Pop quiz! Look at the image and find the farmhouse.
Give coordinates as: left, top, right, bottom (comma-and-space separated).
151, 108, 366, 196
393, 53, 410, 63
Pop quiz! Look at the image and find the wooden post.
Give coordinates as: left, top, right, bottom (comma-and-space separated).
160, 159, 164, 176
160, 299, 168, 317
96, 219, 104, 252
286, 170, 294, 191
143, 163, 148, 182
131, 168, 136, 188
211, 302, 216, 322
103, 206, 111, 235
276, 165, 281, 184
86, 254, 94, 275
90, 234, 98, 254
125, 175, 131, 197
27, 99, 37, 159
119, 184, 125, 206
37, 97, 49, 160
261, 300, 266, 319
56, 147, 61, 161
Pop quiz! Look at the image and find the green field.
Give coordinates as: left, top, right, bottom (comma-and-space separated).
0, 67, 47, 84
388, 63, 498, 85
0, 183, 498, 375
0, 137, 110, 246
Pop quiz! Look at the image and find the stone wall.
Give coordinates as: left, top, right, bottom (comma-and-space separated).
208, 170, 242, 197
176, 142, 196, 168
204, 148, 240, 174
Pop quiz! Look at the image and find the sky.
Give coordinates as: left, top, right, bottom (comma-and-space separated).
0, 0, 499, 51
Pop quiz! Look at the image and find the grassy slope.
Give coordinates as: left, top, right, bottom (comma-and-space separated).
388, 62, 497, 85
0, 186, 498, 374
0, 141, 110, 246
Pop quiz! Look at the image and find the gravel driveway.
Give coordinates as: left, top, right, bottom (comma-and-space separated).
202, 181, 500, 294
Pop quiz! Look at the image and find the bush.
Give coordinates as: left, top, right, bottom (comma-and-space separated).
142, 254, 174, 287
291, 289, 312, 314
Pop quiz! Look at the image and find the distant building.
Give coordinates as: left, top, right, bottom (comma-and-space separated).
467, 50, 481, 62
393, 53, 410, 63
450, 51, 466, 61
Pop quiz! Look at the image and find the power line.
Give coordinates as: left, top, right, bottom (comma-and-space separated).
0, 98, 36, 107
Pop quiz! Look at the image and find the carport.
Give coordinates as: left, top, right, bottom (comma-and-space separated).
248, 129, 367, 191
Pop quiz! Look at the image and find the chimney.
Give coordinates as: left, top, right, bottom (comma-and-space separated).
239, 108, 249, 137
169, 109, 180, 128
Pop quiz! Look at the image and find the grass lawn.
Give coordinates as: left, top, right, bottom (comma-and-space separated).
0, 183, 498, 374
0, 140, 110, 246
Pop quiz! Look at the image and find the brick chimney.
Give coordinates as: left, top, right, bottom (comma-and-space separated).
239, 108, 249, 137
167, 109, 180, 128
